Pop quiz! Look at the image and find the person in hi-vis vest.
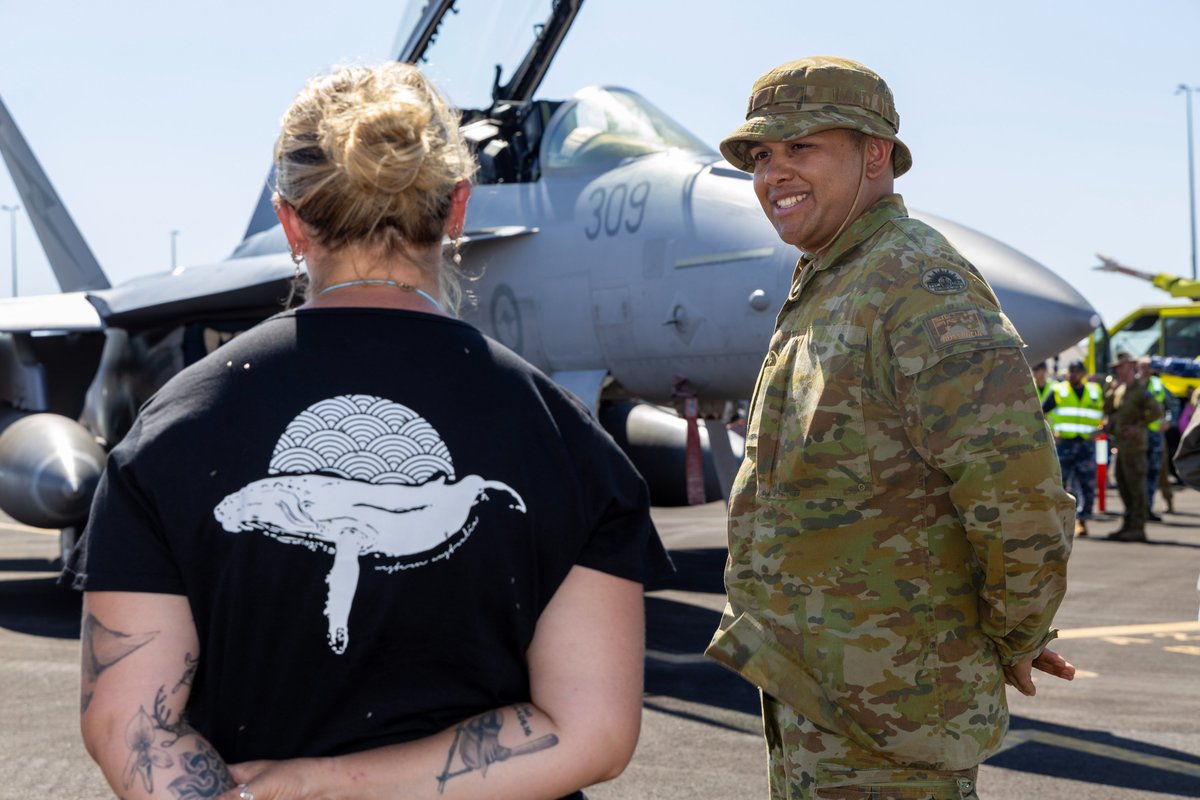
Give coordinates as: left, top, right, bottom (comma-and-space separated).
1033, 361, 1055, 407
1044, 361, 1104, 536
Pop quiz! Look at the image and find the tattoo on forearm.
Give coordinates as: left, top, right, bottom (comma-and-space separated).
122, 711, 233, 798
167, 740, 235, 799
435, 705, 559, 793
152, 686, 187, 746
122, 653, 218, 796
173, 653, 198, 695
514, 703, 535, 737
123, 706, 173, 793
80, 613, 158, 714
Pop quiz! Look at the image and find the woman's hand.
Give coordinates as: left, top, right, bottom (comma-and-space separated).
217, 759, 327, 800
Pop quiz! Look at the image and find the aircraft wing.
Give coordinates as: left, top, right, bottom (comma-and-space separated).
0, 253, 295, 334
0, 292, 103, 332
459, 225, 538, 245
87, 254, 297, 328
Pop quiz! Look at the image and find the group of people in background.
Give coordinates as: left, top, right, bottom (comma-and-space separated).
1037, 354, 1188, 542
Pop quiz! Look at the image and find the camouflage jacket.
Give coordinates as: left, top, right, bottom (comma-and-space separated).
706, 194, 1074, 770
1102, 377, 1162, 451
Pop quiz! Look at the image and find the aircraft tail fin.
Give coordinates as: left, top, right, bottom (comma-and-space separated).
0, 95, 110, 291
240, 165, 278, 245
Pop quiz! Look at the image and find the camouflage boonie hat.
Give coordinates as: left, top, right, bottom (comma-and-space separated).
1109, 351, 1137, 368
721, 56, 913, 177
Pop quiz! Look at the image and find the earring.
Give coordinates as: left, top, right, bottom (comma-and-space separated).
290, 248, 304, 266
451, 238, 462, 266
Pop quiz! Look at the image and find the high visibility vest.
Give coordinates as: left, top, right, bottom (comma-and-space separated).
1148, 375, 1166, 432
1047, 381, 1103, 438
1035, 380, 1055, 406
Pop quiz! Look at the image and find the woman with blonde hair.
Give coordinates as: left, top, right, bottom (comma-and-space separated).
65, 62, 670, 800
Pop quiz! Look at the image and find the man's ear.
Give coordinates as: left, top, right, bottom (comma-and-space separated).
865, 137, 895, 180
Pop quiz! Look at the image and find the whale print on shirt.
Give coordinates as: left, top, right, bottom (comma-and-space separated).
213, 395, 526, 654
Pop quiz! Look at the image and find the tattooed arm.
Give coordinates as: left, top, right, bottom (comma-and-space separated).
220, 565, 645, 800
80, 591, 235, 800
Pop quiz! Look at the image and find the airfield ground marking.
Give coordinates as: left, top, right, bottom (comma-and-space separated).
0, 520, 56, 536
648, 649, 1199, 777
992, 729, 1200, 778
990, 619, 1200, 776
1057, 620, 1200, 639
645, 622, 1200, 667
1163, 645, 1200, 656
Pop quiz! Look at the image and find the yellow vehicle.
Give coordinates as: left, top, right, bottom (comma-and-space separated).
1087, 256, 1200, 399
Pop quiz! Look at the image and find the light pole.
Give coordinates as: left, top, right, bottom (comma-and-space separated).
0, 204, 18, 297
1179, 84, 1198, 281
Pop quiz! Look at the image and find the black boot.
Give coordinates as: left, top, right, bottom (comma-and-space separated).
1107, 528, 1148, 542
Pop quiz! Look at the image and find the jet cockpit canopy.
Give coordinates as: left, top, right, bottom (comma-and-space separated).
541, 86, 714, 172
396, 2, 713, 183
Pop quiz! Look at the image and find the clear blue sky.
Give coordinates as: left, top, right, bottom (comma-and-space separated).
0, 0, 1197, 331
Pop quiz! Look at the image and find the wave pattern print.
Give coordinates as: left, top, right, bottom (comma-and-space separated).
269, 394, 455, 484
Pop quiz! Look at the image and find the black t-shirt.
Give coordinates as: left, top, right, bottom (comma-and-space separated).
64, 308, 670, 771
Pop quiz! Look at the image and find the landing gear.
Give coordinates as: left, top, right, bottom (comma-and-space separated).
59, 525, 81, 565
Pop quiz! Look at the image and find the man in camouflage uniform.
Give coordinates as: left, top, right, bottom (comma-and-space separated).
705, 57, 1076, 799
1104, 352, 1163, 542
1141, 359, 1174, 520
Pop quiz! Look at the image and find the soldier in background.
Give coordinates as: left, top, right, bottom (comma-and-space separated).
1141, 359, 1176, 520
1103, 352, 1163, 542
705, 56, 1075, 800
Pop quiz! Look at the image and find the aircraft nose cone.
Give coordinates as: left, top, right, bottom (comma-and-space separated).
0, 414, 105, 528
30, 458, 94, 520
911, 210, 1099, 364
57, 474, 88, 503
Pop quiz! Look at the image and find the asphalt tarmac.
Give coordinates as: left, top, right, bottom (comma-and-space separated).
2, 485, 1199, 799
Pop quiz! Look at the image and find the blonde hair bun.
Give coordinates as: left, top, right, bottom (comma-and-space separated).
322, 92, 433, 195
274, 63, 475, 250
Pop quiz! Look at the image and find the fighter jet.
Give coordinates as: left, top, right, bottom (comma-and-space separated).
0, 0, 1097, 555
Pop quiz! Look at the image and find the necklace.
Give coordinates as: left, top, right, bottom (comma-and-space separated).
316, 278, 442, 311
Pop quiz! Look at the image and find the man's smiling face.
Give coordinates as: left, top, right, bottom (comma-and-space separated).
750, 129, 867, 254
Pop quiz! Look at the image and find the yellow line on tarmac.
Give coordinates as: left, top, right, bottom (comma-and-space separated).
1057, 620, 1200, 640
994, 729, 1200, 777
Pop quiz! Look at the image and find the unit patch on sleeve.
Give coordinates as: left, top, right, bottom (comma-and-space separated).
920, 267, 968, 294
925, 309, 989, 349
